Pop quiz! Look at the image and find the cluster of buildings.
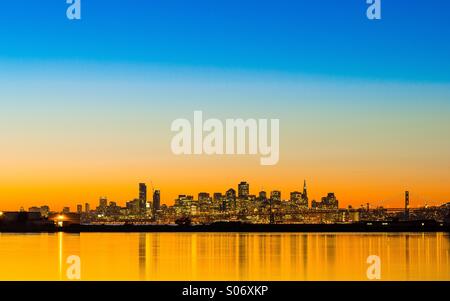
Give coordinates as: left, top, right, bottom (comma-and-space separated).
76, 183, 162, 223
2, 181, 450, 226
172, 181, 313, 218
76, 181, 319, 224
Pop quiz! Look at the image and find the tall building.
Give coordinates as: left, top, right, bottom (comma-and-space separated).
139, 183, 147, 213
99, 197, 108, 208
302, 180, 308, 201
174, 195, 193, 216
85, 202, 90, 213
76, 204, 82, 214
405, 191, 410, 220
213, 193, 222, 202
226, 189, 236, 199
270, 190, 281, 202
259, 191, 267, 202
213, 193, 223, 211
318, 193, 339, 209
126, 199, 141, 215
198, 192, 210, 201
290, 191, 302, 203
225, 188, 236, 211
153, 190, 161, 213
97, 197, 108, 214
238, 181, 249, 198
106, 202, 121, 216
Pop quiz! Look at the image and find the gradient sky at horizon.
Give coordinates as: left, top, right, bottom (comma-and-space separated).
1, 0, 450, 210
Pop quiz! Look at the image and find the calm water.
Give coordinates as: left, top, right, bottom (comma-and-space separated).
0, 232, 449, 280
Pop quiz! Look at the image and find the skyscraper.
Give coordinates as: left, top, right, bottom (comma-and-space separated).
225, 188, 236, 211
153, 190, 161, 213
77, 204, 82, 214
97, 197, 108, 214
320, 193, 339, 209
238, 181, 249, 199
139, 183, 147, 213
213, 193, 222, 202
302, 180, 308, 201
99, 197, 108, 208
299, 180, 309, 208
258, 191, 267, 202
213, 193, 223, 211
270, 191, 281, 203
290, 191, 302, 203
198, 192, 210, 201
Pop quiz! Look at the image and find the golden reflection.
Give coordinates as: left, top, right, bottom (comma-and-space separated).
0, 233, 448, 280
58, 232, 63, 280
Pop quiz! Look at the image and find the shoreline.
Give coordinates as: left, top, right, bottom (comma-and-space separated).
1, 220, 449, 233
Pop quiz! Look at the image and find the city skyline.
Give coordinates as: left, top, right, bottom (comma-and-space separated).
4, 180, 447, 213
4, 180, 447, 228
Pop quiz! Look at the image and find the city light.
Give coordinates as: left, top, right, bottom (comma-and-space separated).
1, 181, 449, 227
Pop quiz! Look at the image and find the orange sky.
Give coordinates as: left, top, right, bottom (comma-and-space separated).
1, 70, 450, 211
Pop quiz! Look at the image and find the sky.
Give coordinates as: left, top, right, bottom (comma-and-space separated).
1, 0, 450, 210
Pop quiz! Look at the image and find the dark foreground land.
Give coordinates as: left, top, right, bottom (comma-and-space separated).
0, 220, 449, 233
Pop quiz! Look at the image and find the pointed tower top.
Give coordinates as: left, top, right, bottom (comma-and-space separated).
303, 180, 308, 198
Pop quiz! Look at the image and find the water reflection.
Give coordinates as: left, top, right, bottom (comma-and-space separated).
0, 232, 449, 280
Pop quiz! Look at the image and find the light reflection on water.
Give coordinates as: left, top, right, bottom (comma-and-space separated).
0, 232, 449, 280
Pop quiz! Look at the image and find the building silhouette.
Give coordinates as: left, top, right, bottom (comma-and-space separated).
238, 182, 249, 199
139, 183, 147, 213
153, 190, 161, 214
259, 191, 267, 202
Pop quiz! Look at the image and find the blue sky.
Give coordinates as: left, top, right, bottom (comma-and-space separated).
0, 0, 449, 82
